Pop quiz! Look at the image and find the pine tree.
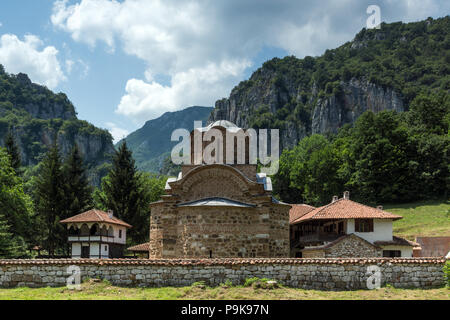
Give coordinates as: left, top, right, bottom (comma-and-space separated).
0, 147, 32, 256
0, 214, 20, 258
100, 142, 147, 244
34, 141, 66, 256
63, 145, 93, 219
5, 130, 21, 172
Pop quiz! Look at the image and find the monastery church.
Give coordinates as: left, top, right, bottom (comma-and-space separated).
62, 121, 416, 259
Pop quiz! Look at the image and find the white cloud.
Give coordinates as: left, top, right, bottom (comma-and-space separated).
117, 60, 251, 121
0, 34, 66, 89
65, 59, 74, 74
105, 122, 129, 144
51, 0, 450, 124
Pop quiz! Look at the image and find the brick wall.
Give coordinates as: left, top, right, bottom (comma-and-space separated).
0, 258, 446, 290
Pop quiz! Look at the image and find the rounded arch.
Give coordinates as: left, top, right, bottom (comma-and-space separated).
68, 225, 78, 236
101, 225, 108, 236
176, 164, 255, 193
90, 223, 100, 236
80, 224, 90, 236
107, 226, 114, 237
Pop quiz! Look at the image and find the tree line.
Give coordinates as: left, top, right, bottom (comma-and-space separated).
0, 138, 165, 258
273, 91, 449, 206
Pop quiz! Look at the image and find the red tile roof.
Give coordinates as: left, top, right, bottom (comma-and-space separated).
127, 242, 150, 252
289, 204, 316, 223
302, 234, 379, 251
291, 198, 402, 224
0, 257, 445, 266
374, 236, 419, 247
60, 209, 132, 228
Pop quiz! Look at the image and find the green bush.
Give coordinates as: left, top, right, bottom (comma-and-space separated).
444, 261, 450, 287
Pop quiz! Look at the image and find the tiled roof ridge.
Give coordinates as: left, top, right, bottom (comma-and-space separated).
94, 209, 105, 222
342, 198, 402, 219
0, 257, 446, 266
296, 198, 402, 222
60, 209, 132, 228
304, 198, 343, 219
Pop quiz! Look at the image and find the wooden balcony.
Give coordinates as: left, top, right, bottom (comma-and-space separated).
68, 235, 116, 243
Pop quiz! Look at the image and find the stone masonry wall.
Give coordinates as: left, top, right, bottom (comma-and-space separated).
0, 258, 446, 290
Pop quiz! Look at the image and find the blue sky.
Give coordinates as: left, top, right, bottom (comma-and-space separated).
0, 1, 448, 143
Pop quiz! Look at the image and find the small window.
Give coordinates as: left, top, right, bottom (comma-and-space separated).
104, 246, 107, 252
119, 230, 122, 238
355, 219, 373, 232
383, 250, 401, 257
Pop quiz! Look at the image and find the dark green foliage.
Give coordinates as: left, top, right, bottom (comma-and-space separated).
0, 147, 32, 257
62, 145, 94, 219
159, 154, 181, 177
232, 17, 450, 138
0, 65, 114, 185
0, 213, 22, 258
273, 91, 449, 206
33, 142, 67, 255
97, 142, 166, 244
4, 130, 21, 171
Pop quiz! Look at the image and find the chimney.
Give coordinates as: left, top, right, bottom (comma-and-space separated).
377, 205, 383, 210
332, 195, 339, 203
343, 191, 350, 200
107, 210, 113, 218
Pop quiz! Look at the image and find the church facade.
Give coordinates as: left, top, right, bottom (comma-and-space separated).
148, 121, 290, 258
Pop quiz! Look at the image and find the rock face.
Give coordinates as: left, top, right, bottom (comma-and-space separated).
311, 78, 404, 134
0, 69, 114, 186
209, 73, 404, 150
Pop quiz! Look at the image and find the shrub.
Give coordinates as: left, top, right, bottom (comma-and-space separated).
444, 261, 450, 287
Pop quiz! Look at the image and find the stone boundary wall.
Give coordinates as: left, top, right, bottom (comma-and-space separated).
0, 258, 446, 290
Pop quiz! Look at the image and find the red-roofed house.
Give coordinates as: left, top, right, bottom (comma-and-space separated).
60, 209, 132, 259
289, 192, 417, 258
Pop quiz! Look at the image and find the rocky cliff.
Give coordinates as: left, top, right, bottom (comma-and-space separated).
0, 68, 115, 185
209, 17, 448, 149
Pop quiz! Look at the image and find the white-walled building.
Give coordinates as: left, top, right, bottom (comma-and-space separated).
61, 209, 132, 259
290, 192, 418, 258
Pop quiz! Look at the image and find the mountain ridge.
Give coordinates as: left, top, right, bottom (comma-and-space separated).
118, 106, 213, 172
0, 66, 115, 185
209, 16, 449, 149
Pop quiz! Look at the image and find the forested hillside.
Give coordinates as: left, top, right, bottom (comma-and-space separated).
210, 16, 450, 149
118, 106, 213, 172
0, 66, 115, 185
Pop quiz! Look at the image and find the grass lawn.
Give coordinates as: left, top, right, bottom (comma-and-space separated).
385, 200, 450, 240
0, 281, 448, 300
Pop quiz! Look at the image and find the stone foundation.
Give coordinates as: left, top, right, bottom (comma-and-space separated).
0, 258, 446, 290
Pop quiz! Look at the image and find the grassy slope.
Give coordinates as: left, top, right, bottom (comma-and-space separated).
0, 281, 448, 300
385, 200, 450, 241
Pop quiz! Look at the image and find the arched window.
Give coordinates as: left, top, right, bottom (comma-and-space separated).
68, 226, 79, 236
80, 224, 90, 236
101, 226, 108, 236
90, 223, 99, 236
108, 226, 114, 237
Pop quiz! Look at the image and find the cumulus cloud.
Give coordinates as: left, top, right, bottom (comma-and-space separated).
0, 34, 66, 89
51, 0, 450, 124
117, 59, 251, 120
105, 122, 129, 144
